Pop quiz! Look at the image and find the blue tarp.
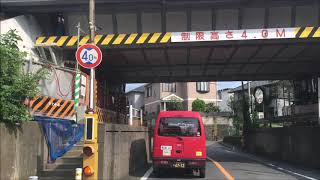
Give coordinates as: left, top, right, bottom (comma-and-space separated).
35, 116, 84, 161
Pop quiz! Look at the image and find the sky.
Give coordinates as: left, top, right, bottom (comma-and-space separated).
125, 81, 242, 92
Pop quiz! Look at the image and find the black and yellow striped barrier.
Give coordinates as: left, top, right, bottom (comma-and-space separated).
295, 27, 320, 38
35, 32, 171, 47
29, 96, 75, 119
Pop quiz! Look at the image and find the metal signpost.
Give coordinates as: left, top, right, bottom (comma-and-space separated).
75, 43, 102, 180
75, 43, 102, 110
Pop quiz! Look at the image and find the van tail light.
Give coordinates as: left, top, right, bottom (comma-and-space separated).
154, 160, 169, 165
188, 161, 205, 166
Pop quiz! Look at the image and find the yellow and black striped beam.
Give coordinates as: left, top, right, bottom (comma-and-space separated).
295, 27, 320, 38
29, 96, 75, 119
35, 27, 320, 48
35, 32, 171, 48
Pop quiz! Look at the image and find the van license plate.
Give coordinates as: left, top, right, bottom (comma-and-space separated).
173, 162, 185, 168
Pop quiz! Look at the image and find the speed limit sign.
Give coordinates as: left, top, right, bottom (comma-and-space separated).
76, 44, 102, 69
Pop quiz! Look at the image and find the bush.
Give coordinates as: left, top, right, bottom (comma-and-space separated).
192, 98, 205, 112
0, 29, 47, 123
205, 103, 220, 113
166, 100, 183, 111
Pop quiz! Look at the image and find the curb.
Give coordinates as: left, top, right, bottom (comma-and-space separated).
218, 141, 239, 152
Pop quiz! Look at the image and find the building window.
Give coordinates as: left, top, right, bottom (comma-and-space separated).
162, 83, 176, 92
196, 82, 210, 93
146, 86, 152, 97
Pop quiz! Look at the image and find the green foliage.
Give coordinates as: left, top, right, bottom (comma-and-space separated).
192, 98, 205, 112
166, 100, 183, 111
227, 96, 243, 136
0, 29, 47, 123
204, 103, 220, 113
251, 111, 260, 128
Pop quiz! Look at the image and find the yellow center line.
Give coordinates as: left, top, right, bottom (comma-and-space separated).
208, 157, 235, 180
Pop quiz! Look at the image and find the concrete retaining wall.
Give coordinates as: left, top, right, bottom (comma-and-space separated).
247, 127, 320, 168
201, 113, 233, 141
0, 121, 47, 180
98, 124, 150, 180
205, 124, 231, 141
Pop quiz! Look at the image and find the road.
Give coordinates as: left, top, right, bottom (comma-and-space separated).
140, 142, 320, 180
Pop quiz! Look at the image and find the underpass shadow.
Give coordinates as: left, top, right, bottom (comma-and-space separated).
206, 143, 318, 180
149, 160, 211, 179
207, 145, 257, 163
151, 169, 198, 179
129, 139, 149, 177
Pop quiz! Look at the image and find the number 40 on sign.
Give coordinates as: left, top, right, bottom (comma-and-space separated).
75, 44, 102, 69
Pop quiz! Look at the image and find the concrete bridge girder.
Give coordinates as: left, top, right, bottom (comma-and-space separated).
58, 38, 318, 83
4, 0, 320, 83
31, 1, 320, 82
64, 5, 320, 36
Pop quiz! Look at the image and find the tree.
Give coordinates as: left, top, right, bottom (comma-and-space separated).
192, 98, 205, 112
0, 29, 47, 123
204, 103, 220, 113
227, 96, 243, 136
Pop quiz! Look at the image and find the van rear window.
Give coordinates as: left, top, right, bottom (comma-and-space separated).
158, 117, 201, 137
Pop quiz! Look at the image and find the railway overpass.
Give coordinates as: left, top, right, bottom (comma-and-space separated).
1, 0, 320, 179
2, 0, 320, 83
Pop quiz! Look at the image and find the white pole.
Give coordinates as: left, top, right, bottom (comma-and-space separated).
164, 102, 167, 111
129, 105, 133, 125
140, 109, 143, 126
89, 69, 95, 110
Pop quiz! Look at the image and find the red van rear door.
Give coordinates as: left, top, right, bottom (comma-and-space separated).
154, 117, 206, 159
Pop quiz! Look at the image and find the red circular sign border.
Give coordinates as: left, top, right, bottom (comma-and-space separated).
76, 44, 102, 69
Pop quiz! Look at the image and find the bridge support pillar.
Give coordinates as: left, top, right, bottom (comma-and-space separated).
318, 77, 320, 126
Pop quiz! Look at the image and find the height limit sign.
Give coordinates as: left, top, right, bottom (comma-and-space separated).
76, 44, 102, 69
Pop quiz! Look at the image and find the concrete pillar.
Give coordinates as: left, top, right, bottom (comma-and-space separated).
164, 102, 167, 111
318, 77, 320, 125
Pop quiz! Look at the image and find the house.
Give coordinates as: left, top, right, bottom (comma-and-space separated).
229, 79, 318, 123
230, 81, 283, 119
218, 88, 233, 112
127, 82, 234, 140
126, 86, 145, 110
144, 82, 219, 119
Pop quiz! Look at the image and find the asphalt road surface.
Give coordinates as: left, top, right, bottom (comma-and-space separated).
141, 142, 320, 180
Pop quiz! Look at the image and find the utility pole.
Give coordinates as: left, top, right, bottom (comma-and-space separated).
241, 81, 250, 149
248, 81, 251, 115
89, 0, 95, 111
82, 1, 99, 180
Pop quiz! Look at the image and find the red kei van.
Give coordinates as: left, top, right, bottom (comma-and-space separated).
152, 111, 206, 178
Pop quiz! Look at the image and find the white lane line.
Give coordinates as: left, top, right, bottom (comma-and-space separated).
140, 167, 153, 180
266, 163, 318, 180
